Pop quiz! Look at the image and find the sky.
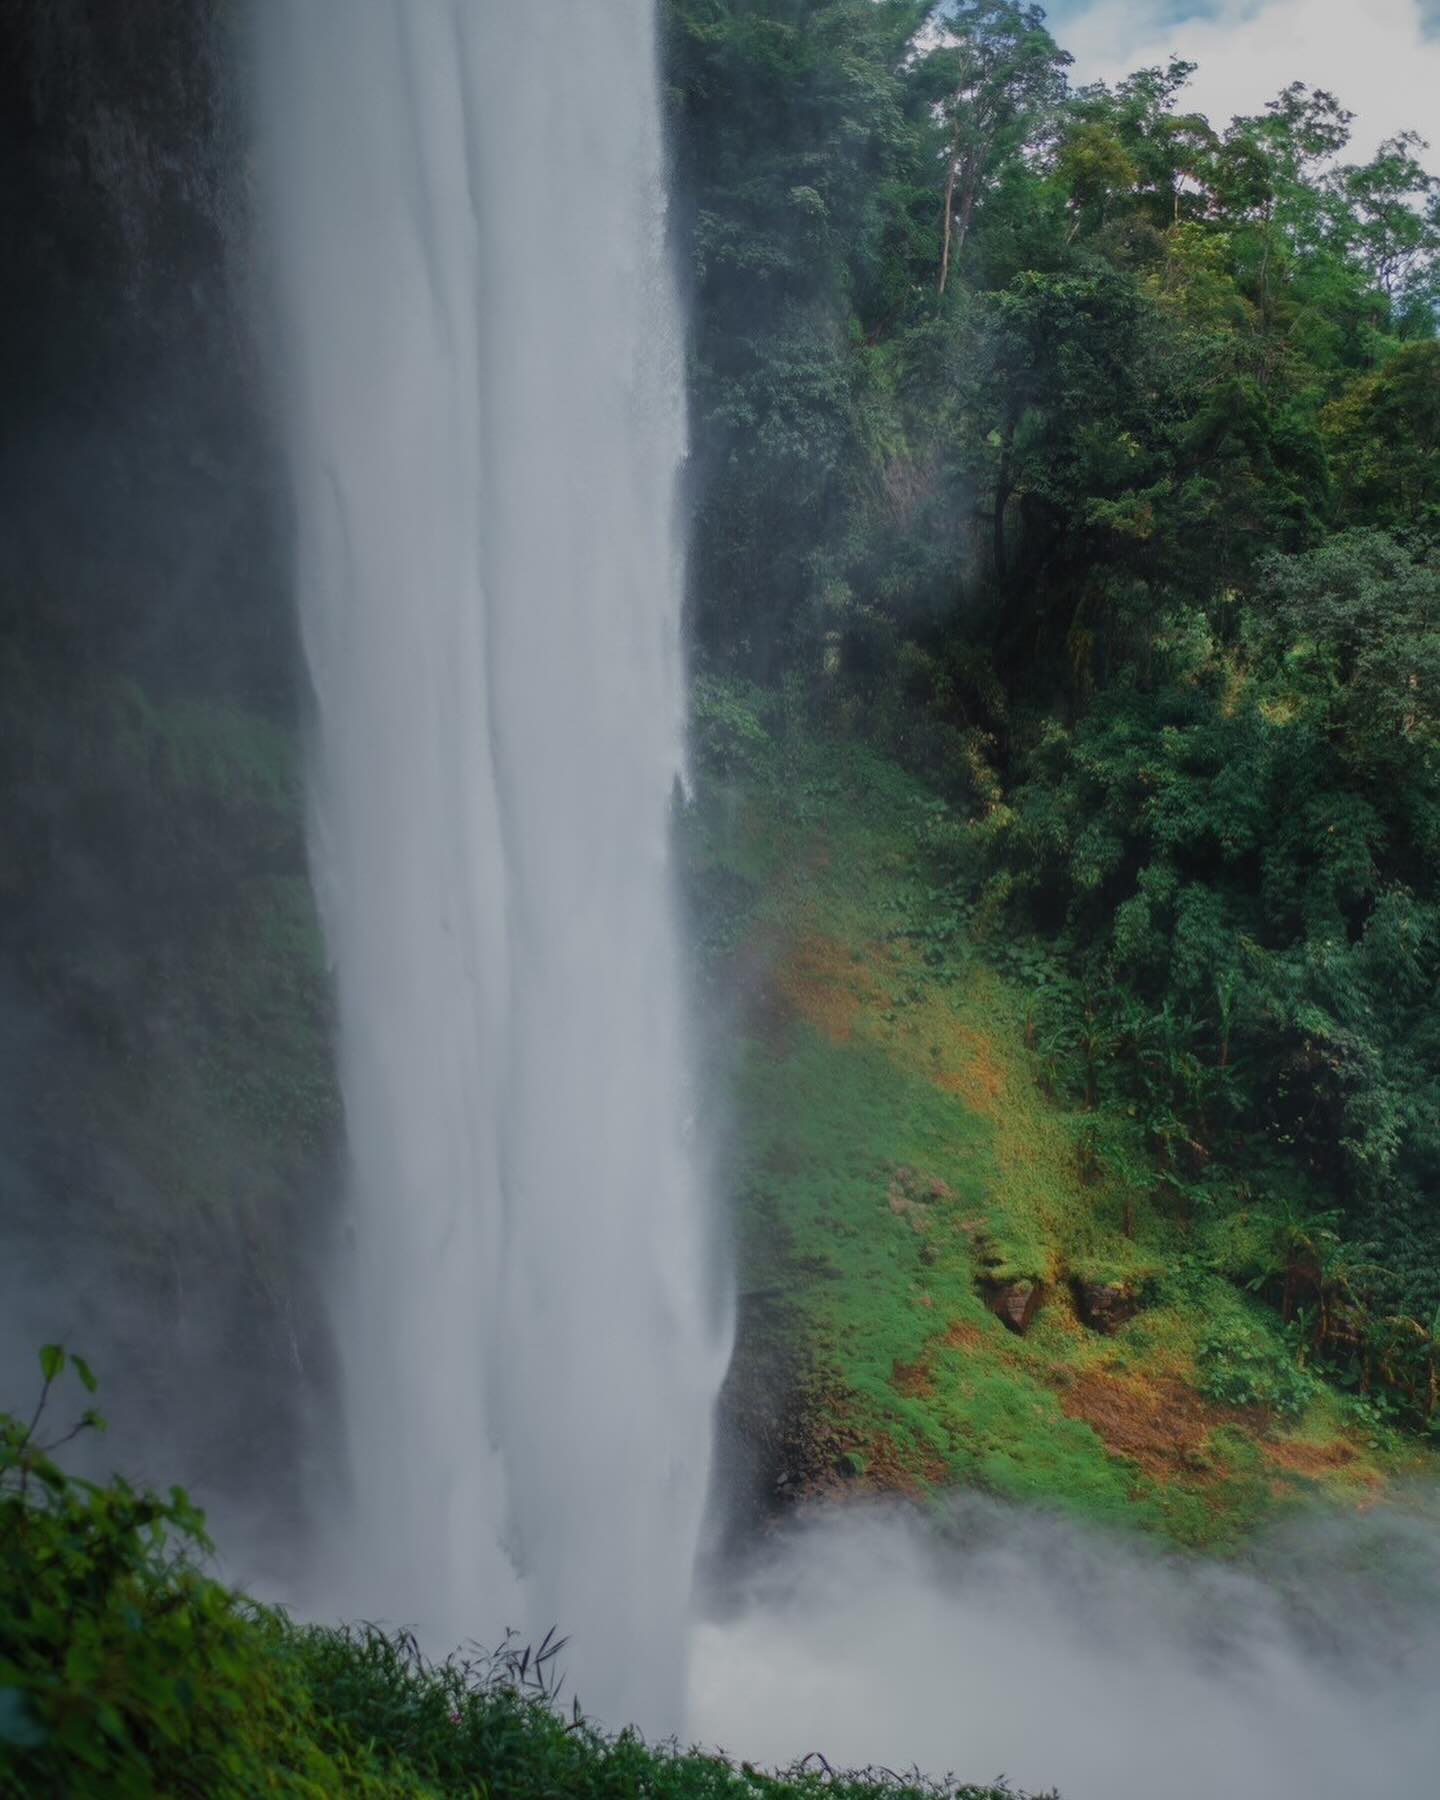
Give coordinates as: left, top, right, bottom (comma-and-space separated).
1045, 0, 1440, 157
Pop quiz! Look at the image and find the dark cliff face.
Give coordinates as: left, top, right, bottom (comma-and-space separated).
0, 0, 341, 1567
0, 0, 279, 691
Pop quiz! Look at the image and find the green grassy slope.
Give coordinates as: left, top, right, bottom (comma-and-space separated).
692, 685, 1418, 1547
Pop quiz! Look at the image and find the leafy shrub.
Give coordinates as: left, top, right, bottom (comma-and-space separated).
693, 676, 775, 779
0, 1347, 381, 1798
2, 1351, 1055, 1799
1196, 1321, 1315, 1417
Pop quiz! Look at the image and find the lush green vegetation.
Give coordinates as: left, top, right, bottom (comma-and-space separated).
5, 0, 1440, 1783
669, 0, 1440, 1440
690, 686, 1413, 1543
0, 1353, 1051, 1798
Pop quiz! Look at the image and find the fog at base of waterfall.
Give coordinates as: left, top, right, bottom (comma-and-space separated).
258, 0, 728, 1738
689, 1495, 1440, 1798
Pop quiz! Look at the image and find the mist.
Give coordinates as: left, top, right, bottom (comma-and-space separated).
690, 1498, 1440, 1798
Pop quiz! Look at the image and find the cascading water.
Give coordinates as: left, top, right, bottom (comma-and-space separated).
259, 1, 726, 1734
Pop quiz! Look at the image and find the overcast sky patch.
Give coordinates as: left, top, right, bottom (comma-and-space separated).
1051, 0, 1440, 154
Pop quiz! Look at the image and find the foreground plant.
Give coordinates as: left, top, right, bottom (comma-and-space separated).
0, 1352, 1052, 1799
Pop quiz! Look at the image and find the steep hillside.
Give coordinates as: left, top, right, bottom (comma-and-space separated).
695, 682, 1422, 1548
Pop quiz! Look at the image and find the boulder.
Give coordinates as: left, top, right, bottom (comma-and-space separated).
991, 1280, 1043, 1334
1075, 1280, 1139, 1334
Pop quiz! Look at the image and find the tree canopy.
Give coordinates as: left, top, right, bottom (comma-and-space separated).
666, 0, 1440, 1418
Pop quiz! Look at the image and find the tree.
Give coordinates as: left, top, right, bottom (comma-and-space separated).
1197, 88, 1356, 374
1326, 132, 1440, 326
921, 2, 1069, 294
1255, 530, 1440, 771
1054, 120, 1138, 246
1325, 340, 1440, 532
1061, 59, 1215, 240
664, 0, 933, 668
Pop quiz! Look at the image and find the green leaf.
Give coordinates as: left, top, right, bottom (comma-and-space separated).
71, 1355, 98, 1395
0, 1687, 49, 1749
38, 1344, 65, 1383
95, 1702, 126, 1742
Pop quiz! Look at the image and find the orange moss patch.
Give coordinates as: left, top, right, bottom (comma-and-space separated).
888, 1319, 989, 1406
863, 1427, 948, 1492
892, 967, 1075, 1255
1262, 1435, 1379, 1488
891, 1356, 936, 1399
776, 935, 881, 1043
936, 1028, 1007, 1117
1263, 1435, 1354, 1476
943, 1320, 985, 1351
1058, 1369, 1252, 1482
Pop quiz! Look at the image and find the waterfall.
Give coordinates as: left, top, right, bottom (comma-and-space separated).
259, 1, 726, 1734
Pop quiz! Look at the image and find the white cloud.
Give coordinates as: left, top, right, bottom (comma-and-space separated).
1063, 0, 1440, 159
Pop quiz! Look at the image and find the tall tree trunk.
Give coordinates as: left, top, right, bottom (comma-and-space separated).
954, 152, 979, 260
940, 138, 982, 293
938, 151, 959, 294
993, 425, 1014, 584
